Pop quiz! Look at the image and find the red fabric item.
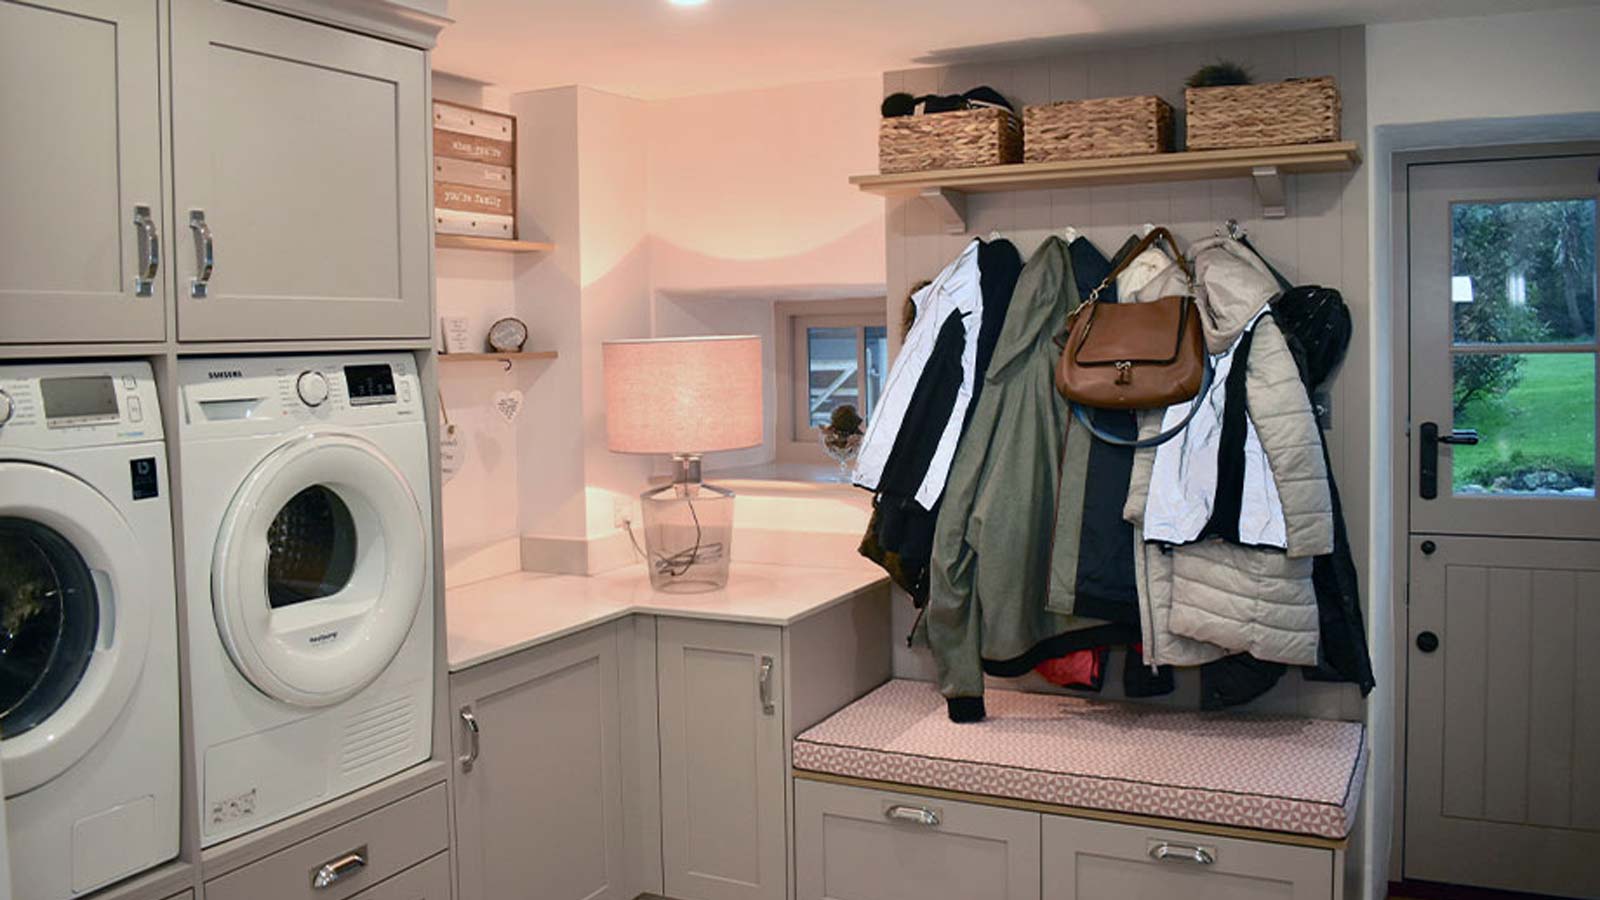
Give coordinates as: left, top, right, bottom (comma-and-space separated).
1035, 648, 1103, 689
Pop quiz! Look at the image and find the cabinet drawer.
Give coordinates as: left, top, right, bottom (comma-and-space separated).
795, 778, 1040, 900
205, 784, 448, 900
1042, 814, 1334, 900
351, 853, 449, 900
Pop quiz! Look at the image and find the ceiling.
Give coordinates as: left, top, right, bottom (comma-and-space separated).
433, 0, 1597, 100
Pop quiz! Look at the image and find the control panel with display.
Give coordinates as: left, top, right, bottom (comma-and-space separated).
0, 361, 162, 448
40, 375, 121, 427
344, 364, 397, 406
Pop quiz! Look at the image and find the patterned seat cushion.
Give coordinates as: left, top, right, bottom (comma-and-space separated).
793, 679, 1366, 839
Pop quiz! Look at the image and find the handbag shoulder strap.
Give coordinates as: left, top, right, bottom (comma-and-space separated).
1087, 226, 1192, 301
1069, 356, 1215, 449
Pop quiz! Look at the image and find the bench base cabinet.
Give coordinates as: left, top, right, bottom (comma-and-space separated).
795, 778, 1341, 900
1042, 815, 1337, 900
795, 778, 1041, 900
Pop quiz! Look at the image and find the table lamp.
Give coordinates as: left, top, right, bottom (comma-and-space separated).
602, 335, 763, 592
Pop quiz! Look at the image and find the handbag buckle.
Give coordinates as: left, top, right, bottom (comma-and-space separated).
1115, 361, 1133, 384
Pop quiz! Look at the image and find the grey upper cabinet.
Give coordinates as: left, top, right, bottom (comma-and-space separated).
657, 618, 788, 900
449, 624, 628, 900
169, 0, 432, 341
0, 0, 166, 344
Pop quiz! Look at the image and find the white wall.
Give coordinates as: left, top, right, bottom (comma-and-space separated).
1369, 6, 1600, 131
436, 74, 887, 574
646, 76, 887, 470
433, 73, 525, 584
1363, 7, 1600, 895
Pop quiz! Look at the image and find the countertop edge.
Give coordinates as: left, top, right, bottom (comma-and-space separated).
446, 569, 890, 673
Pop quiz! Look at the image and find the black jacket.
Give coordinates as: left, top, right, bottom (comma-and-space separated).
863, 238, 1023, 605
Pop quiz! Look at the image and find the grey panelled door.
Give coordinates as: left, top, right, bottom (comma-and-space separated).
1405, 153, 1600, 897
657, 618, 787, 900
1404, 537, 1600, 897
450, 626, 627, 900
0, 0, 165, 343
168, 0, 431, 341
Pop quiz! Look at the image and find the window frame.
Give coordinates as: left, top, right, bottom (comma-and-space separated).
774, 298, 889, 464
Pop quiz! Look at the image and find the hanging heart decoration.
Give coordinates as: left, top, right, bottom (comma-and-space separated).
492, 389, 523, 424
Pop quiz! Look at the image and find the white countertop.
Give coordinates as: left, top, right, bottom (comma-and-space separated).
446, 560, 890, 672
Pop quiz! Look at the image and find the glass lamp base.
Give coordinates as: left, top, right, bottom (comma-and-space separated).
637, 481, 734, 592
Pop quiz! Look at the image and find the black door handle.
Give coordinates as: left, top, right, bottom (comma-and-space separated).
1416, 631, 1440, 653
1419, 422, 1480, 499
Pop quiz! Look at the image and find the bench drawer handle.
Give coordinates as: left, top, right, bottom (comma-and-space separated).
311, 846, 367, 889
1149, 842, 1215, 866
885, 805, 940, 827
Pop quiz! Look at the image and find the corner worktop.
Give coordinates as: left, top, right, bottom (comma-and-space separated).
445, 561, 890, 672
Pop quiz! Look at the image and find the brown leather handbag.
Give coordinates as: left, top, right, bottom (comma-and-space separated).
1055, 227, 1213, 447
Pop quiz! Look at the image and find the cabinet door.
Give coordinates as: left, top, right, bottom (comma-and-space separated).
1041, 815, 1334, 900
795, 778, 1041, 900
449, 626, 627, 900
169, 0, 430, 341
657, 618, 787, 900
0, 0, 165, 343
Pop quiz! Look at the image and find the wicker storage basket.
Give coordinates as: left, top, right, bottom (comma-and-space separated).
1184, 76, 1340, 150
879, 107, 1023, 173
1023, 95, 1174, 162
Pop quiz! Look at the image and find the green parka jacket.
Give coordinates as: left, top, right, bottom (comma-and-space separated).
922, 237, 1135, 722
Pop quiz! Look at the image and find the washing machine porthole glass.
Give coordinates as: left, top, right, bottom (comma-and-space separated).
0, 517, 99, 740
266, 485, 358, 609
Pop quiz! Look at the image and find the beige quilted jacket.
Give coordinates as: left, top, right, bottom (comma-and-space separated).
1124, 238, 1333, 668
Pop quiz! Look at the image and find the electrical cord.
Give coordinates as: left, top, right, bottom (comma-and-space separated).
623, 492, 725, 578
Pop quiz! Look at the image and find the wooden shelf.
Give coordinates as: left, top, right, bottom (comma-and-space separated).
439, 351, 558, 366
850, 141, 1361, 228
435, 235, 554, 253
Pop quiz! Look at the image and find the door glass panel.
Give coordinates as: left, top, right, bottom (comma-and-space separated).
266, 486, 357, 608
806, 327, 860, 429
1452, 352, 1595, 496
1451, 199, 1597, 345
0, 517, 98, 738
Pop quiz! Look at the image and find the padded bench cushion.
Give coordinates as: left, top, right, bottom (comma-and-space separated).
793, 679, 1367, 839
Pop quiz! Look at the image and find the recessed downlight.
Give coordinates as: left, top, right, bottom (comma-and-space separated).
669, 0, 706, 6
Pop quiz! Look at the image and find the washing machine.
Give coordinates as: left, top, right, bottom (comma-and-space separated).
0, 361, 180, 900
177, 353, 434, 847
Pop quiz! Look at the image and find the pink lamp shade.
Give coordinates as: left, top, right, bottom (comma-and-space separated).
602, 335, 763, 454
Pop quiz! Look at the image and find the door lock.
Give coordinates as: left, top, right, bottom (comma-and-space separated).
1418, 422, 1480, 499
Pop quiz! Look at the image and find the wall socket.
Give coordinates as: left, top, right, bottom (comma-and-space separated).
612, 496, 633, 529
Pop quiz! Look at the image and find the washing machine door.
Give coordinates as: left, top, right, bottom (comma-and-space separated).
212, 432, 425, 708
0, 463, 152, 795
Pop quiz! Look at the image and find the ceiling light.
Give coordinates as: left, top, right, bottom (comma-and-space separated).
669, 0, 706, 6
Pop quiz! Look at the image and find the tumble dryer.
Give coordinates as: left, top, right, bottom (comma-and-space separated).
177, 353, 434, 846
0, 361, 179, 900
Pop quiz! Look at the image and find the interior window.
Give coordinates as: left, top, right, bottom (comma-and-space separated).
266, 486, 358, 608
0, 517, 99, 739
790, 313, 890, 442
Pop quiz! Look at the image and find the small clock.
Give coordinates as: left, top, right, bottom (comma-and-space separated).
487, 317, 528, 353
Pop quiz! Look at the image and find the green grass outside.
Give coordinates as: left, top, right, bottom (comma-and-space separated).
1453, 353, 1596, 489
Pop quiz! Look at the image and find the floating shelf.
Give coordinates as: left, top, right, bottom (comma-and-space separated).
439, 351, 558, 368
850, 141, 1361, 229
435, 235, 555, 253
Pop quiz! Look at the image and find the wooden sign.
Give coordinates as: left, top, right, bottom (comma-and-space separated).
433, 100, 517, 239
434, 183, 513, 216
